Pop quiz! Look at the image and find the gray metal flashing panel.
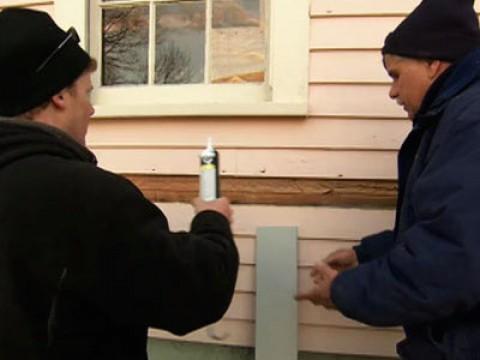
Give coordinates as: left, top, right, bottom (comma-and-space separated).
255, 226, 298, 360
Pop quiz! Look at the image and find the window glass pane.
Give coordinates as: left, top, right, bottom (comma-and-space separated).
211, 0, 265, 83
102, 6, 149, 86
155, 1, 206, 84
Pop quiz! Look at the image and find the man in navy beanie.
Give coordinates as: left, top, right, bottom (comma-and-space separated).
0, 8, 238, 360
297, 0, 480, 358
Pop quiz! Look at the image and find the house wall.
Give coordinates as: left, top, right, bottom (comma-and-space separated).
86, 1, 412, 355
4, 0, 465, 358
1, 0, 53, 14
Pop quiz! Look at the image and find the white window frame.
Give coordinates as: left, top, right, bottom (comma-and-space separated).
55, 0, 309, 117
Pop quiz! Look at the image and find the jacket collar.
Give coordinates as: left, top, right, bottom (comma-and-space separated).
414, 47, 480, 127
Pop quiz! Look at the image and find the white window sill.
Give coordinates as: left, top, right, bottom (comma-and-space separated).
93, 101, 307, 118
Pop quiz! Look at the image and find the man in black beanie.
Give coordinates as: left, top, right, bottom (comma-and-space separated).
297, 0, 480, 359
0, 8, 238, 360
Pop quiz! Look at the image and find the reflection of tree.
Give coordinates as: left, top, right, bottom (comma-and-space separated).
155, 39, 194, 84
102, 6, 199, 85
103, 8, 148, 85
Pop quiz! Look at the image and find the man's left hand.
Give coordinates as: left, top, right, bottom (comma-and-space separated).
295, 262, 338, 309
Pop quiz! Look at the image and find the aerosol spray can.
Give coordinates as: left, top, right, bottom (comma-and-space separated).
199, 137, 220, 201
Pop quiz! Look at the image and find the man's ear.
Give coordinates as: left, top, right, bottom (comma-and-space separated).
427, 60, 451, 80
50, 90, 68, 110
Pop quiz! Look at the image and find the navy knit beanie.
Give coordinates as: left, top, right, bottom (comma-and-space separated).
0, 8, 91, 116
382, 0, 480, 62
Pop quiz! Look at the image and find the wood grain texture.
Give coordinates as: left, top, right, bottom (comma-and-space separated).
124, 174, 397, 208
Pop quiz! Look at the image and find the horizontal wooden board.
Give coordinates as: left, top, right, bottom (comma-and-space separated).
157, 203, 395, 240
225, 292, 391, 330
310, 17, 404, 50
149, 320, 254, 349
0, 1, 53, 17
236, 240, 363, 293
310, 50, 390, 83
311, 0, 420, 17
149, 319, 402, 357
235, 236, 360, 268
93, 147, 398, 180
298, 238, 361, 265
311, 0, 480, 17
235, 265, 255, 291
309, 84, 405, 118
88, 117, 410, 150
299, 325, 403, 357
28, 3, 53, 14
0, 0, 52, 8
239, 259, 374, 294
237, 265, 349, 294
125, 175, 398, 208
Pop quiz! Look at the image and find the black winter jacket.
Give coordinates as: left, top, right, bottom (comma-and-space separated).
332, 48, 480, 359
0, 118, 239, 360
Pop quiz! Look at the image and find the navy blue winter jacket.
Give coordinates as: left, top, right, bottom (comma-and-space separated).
331, 48, 480, 360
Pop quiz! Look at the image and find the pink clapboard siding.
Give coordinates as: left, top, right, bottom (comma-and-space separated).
0, 1, 54, 14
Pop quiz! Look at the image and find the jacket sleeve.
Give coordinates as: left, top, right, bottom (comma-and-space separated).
67, 172, 239, 335
353, 230, 395, 264
331, 104, 480, 327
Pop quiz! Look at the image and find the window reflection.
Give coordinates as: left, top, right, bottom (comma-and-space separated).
102, 6, 149, 85
155, 1, 206, 84
211, 0, 265, 83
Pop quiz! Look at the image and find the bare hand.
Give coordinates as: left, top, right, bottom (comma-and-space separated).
192, 197, 233, 223
324, 248, 358, 272
295, 262, 338, 309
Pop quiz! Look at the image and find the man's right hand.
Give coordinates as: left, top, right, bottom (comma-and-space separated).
324, 248, 358, 272
192, 197, 233, 223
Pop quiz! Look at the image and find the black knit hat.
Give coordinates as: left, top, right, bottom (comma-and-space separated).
0, 8, 92, 116
382, 0, 480, 62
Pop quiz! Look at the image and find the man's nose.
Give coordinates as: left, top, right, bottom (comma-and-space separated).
389, 83, 398, 100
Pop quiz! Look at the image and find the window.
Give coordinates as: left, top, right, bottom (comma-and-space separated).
55, 0, 309, 117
